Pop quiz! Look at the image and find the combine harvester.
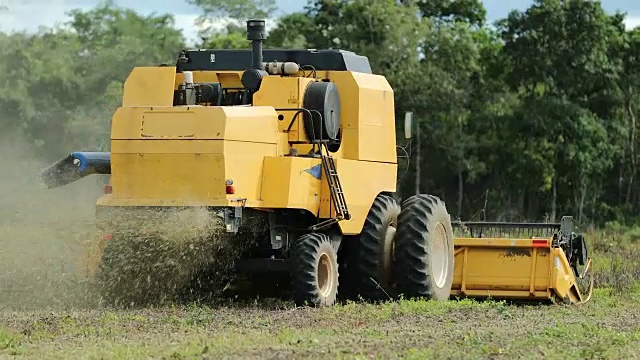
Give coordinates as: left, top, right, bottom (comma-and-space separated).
41, 19, 592, 306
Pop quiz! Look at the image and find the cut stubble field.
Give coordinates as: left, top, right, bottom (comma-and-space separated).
1, 290, 639, 359
1, 140, 640, 359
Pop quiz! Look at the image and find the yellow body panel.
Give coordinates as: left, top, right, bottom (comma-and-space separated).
100, 64, 398, 235
101, 105, 280, 208
122, 67, 177, 107
319, 159, 397, 234
253, 76, 316, 145
451, 237, 588, 303
325, 71, 397, 163
111, 106, 280, 142
261, 157, 322, 212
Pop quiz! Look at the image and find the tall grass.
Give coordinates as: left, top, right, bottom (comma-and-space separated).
586, 222, 640, 295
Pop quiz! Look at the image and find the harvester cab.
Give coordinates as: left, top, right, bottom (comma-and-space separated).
40, 19, 592, 307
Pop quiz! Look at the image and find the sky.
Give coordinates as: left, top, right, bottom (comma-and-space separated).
1, 0, 639, 45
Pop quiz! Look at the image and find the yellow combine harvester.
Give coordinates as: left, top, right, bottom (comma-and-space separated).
41, 20, 591, 306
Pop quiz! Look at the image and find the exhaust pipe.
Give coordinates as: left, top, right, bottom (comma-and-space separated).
241, 19, 269, 93
247, 19, 266, 70
40, 151, 111, 189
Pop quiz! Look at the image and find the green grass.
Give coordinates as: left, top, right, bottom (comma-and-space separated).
0, 289, 639, 359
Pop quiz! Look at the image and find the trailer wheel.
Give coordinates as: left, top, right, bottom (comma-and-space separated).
353, 194, 401, 301
291, 232, 339, 307
394, 194, 454, 301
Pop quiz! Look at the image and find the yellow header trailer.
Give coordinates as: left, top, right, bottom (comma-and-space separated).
451, 216, 593, 304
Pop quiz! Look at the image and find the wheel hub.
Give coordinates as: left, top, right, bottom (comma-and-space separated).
431, 222, 449, 288
317, 252, 334, 297
382, 225, 397, 285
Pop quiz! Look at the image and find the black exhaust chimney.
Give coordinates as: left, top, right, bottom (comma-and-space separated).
247, 19, 266, 70
241, 19, 268, 95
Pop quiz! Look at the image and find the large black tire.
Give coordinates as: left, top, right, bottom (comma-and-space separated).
291, 233, 339, 307
353, 194, 401, 301
394, 194, 454, 301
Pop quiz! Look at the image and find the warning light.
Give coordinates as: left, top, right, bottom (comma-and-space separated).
226, 179, 235, 194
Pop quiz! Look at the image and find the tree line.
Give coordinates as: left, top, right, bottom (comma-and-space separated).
1, 0, 638, 227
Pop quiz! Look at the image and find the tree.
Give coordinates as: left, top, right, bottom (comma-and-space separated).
0, 1, 184, 161
264, 12, 315, 48
493, 0, 628, 222
616, 28, 640, 205
497, 0, 624, 103
412, 0, 487, 27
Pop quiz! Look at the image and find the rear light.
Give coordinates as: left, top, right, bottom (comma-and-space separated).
226, 179, 235, 194
532, 239, 548, 248
103, 233, 112, 241
103, 184, 112, 194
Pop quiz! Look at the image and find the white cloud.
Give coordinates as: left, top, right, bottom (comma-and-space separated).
0, 0, 202, 34
172, 13, 201, 45
625, 15, 640, 30
0, 1, 88, 33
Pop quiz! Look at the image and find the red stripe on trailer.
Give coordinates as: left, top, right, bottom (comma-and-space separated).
532, 239, 548, 247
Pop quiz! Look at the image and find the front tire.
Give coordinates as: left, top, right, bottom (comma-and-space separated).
291, 233, 339, 307
394, 194, 454, 301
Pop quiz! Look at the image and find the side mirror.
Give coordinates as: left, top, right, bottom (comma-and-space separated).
404, 111, 413, 139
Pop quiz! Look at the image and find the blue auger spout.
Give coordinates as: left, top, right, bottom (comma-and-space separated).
41, 151, 111, 189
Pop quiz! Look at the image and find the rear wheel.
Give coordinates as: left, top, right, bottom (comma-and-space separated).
394, 194, 454, 301
291, 233, 339, 307
353, 194, 401, 301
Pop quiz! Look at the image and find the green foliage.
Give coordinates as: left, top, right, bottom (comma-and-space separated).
0, 1, 184, 161
264, 13, 314, 48
204, 27, 250, 49
413, 0, 487, 27
497, 0, 625, 102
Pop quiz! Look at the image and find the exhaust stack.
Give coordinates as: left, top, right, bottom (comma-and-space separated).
247, 19, 266, 70
241, 19, 268, 93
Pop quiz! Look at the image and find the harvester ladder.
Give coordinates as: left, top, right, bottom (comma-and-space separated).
310, 143, 350, 230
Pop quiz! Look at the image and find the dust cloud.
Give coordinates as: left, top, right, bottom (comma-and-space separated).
95, 207, 257, 308
0, 136, 102, 310
0, 136, 259, 310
